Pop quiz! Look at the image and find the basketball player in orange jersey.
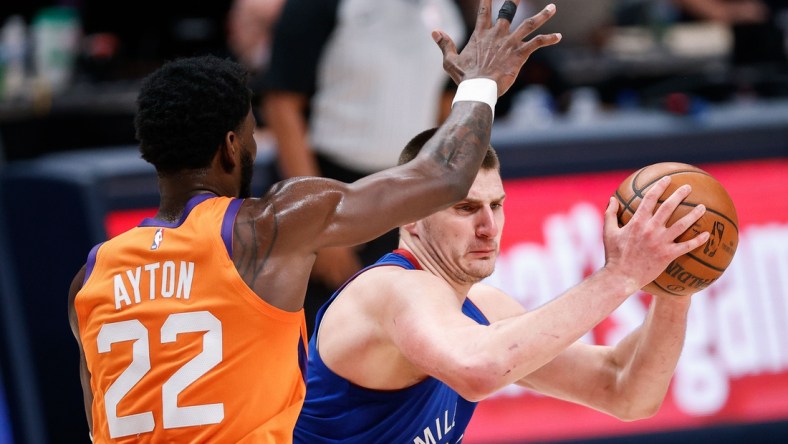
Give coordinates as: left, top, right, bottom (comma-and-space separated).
67, 1, 562, 442
294, 129, 710, 442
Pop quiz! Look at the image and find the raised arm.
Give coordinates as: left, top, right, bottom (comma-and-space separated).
264, 91, 318, 178
262, 0, 337, 179
275, 2, 562, 251
236, 2, 561, 312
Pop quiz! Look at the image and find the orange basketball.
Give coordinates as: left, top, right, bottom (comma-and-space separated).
614, 162, 739, 297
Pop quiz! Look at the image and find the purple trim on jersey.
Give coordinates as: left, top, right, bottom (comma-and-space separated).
138, 193, 217, 228
298, 335, 308, 383
82, 242, 105, 285
221, 198, 244, 258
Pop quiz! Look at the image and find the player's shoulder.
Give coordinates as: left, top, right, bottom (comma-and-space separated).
236, 177, 351, 255
352, 263, 426, 286
350, 265, 441, 301
242, 177, 339, 218
261, 176, 348, 206
363, 263, 437, 284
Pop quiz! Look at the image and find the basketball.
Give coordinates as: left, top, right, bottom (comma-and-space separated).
614, 162, 739, 297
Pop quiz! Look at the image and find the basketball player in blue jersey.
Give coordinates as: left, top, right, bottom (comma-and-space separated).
293, 127, 710, 443
69, 1, 564, 441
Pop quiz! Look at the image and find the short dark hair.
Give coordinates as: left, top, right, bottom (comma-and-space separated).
135, 55, 252, 173
397, 127, 499, 171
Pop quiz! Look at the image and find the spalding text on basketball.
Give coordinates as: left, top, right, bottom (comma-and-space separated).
664, 261, 718, 291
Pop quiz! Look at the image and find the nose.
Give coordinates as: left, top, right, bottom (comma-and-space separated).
475, 206, 499, 239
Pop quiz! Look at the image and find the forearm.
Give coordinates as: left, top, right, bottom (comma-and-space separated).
464, 268, 634, 397
408, 100, 494, 205
263, 92, 319, 178
609, 295, 691, 419
289, 99, 496, 252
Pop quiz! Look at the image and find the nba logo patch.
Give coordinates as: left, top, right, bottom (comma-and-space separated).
704, 221, 724, 258
151, 228, 164, 250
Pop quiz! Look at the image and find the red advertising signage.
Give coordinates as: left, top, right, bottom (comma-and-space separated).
466, 158, 788, 443
104, 159, 788, 443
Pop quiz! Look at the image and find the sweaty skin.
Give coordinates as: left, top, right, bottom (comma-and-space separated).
68, 1, 563, 440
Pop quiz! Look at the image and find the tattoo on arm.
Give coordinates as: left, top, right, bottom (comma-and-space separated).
233, 203, 278, 286
436, 111, 490, 168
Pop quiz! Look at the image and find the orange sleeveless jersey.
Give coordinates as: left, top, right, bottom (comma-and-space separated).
75, 195, 308, 443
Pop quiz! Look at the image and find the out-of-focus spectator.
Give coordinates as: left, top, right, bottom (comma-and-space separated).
226, 0, 286, 131
673, 0, 768, 24
226, 0, 285, 74
262, 0, 466, 335
672, 0, 787, 66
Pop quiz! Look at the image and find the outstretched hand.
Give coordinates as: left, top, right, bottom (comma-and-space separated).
602, 176, 711, 295
432, 0, 562, 97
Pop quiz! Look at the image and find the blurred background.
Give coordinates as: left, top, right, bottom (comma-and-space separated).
0, 0, 786, 443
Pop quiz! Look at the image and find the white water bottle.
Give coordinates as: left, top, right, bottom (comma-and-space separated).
1, 15, 28, 100
32, 7, 81, 94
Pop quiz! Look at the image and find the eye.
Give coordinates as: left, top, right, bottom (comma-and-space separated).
490, 203, 503, 210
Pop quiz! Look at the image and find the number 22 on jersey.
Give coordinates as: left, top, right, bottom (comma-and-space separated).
97, 311, 223, 438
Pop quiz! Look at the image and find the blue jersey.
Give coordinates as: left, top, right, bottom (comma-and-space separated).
294, 250, 490, 443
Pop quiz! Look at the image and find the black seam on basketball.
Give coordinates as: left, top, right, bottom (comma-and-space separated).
631, 168, 646, 196
614, 190, 636, 226
685, 253, 727, 272
635, 169, 712, 194
620, 166, 735, 297
614, 190, 634, 207
632, 171, 721, 218
617, 185, 640, 209
657, 200, 739, 233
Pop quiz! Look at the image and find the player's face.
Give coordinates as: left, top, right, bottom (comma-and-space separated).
420, 169, 505, 284
238, 109, 257, 199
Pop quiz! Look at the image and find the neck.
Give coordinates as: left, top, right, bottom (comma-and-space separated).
398, 238, 473, 299
156, 171, 228, 222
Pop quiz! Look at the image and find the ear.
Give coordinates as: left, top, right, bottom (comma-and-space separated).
219, 131, 238, 173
